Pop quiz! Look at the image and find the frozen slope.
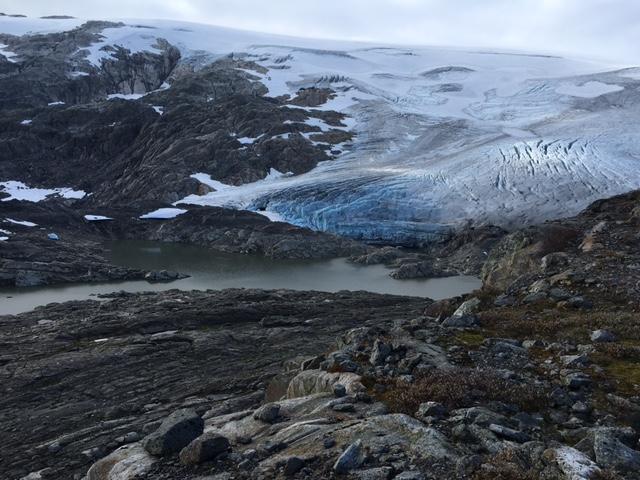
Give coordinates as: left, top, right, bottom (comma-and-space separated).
3, 17, 639, 243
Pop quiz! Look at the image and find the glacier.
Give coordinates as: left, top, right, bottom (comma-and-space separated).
3, 17, 640, 243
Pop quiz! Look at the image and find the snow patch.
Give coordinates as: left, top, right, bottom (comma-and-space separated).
20, 119, 32, 125
139, 207, 188, 219
83, 26, 162, 67
190, 173, 233, 192
182, 169, 293, 222
108, 93, 144, 100
236, 135, 264, 145
556, 81, 623, 98
5, 218, 37, 227
84, 215, 113, 221
619, 68, 640, 80
0, 43, 18, 62
152, 105, 164, 115
0, 181, 86, 202
48, 101, 65, 106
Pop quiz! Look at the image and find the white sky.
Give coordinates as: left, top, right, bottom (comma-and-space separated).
3, 0, 639, 64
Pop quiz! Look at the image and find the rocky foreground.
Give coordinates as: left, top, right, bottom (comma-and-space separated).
1, 190, 639, 480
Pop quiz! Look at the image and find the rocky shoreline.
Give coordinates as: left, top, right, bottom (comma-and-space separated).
0, 198, 369, 288
2, 190, 639, 479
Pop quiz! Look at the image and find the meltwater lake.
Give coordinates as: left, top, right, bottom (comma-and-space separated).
0, 241, 481, 315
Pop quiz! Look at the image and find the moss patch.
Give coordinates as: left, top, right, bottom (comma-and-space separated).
454, 331, 485, 348
594, 356, 640, 396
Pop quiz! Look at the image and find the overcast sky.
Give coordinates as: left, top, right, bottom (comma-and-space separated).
4, 0, 639, 64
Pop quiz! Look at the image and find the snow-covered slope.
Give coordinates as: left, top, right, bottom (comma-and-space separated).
2, 16, 639, 242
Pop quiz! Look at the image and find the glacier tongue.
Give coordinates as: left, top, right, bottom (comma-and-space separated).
4, 17, 638, 242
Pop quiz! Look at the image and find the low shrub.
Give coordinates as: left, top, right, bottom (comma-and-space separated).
378, 367, 546, 414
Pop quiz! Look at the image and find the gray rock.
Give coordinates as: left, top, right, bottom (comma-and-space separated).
333, 440, 364, 474
571, 401, 592, 415
370, 339, 392, 366
549, 287, 572, 301
283, 456, 305, 476
453, 298, 481, 317
334, 383, 347, 398
355, 467, 393, 479
554, 446, 601, 480
566, 296, 593, 309
564, 373, 592, 389
415, 401, 447, 420
590, 330, 616, 343
332, 403, 356, 413
541, 252, 569, 272
523, 292, 548, 304
529, 279, 550, 293
323, 438, 336, 449
394, 472, 425, 480
494, 294, 516, 307
145, 270, 187, 283
325, 351, 360, 373
488, 424, 531, 443
86, 444, 156, 480
593, 429, 640, 470
115, 431, 141, 444
179, 432, 230, 465
522, 339, 545, 349
561, 354, 590, 368
253, 403, 281, 423
142, 408, 204, 456
441, 315, 479, 328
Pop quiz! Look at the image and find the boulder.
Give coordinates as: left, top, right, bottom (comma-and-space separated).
324, 350, 360, 372
179, 432, 230, 465
333, 440, 364, 474
253, 403, 281, 423
415, 402, 447, 420
370, 339, 392, 365
283, 456, 305, 476
488, 424, 531, 443
452, 297, 481, 317
142, 408, 204, 456
441, 315, 479, 328
86, 444, 156, 480
144, 270, 186, 283
590, 330, 616, 343
593, 429, 640, 470
553, 446, 601, 480
286, 369, 364, 399
333, 383, 347, 397
541, 252, 570, 273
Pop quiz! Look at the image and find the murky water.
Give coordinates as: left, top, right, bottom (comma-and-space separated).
0, 241, 481, 315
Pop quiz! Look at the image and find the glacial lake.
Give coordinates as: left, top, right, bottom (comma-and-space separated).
0, 241, 481, 315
